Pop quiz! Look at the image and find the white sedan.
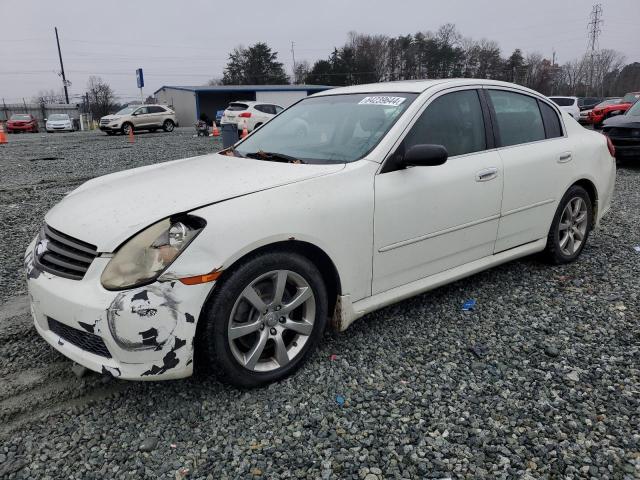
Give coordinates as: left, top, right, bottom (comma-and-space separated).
45, 113, 75, 133
25, 79, 616, 387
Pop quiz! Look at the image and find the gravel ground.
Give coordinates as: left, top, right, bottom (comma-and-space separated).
1, 130, 639, 479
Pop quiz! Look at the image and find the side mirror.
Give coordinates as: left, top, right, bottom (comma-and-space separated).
402, 144, 448, 167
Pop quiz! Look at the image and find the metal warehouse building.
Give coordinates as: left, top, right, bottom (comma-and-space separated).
154, 85, 332, 127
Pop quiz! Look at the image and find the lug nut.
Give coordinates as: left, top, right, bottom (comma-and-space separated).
260, 323, 265, 330
275, 305, 281, 311
279, 316, 285, 323
270, 327, 277, 335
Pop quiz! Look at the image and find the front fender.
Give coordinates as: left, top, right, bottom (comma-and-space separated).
162, 161, 377, 303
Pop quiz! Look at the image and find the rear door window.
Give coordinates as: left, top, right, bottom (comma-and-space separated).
403, 89, 486, 157
538, 101, 563, 139
488, 90, 545, 147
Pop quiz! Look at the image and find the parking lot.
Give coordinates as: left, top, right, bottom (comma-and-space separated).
1, 129, 639, 479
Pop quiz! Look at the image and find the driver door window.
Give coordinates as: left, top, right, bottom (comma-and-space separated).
132, 107, 149, 126
403, 89, 486, 157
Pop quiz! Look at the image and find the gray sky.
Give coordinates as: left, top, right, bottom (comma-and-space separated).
1, 0, 639, 104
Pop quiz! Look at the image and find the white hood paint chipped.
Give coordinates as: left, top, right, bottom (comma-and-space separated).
45, 152, 345, 251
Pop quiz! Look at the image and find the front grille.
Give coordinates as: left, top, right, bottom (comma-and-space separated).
100, 119, 111, 125
35, 225, 98, 280
48, 317, 112, 358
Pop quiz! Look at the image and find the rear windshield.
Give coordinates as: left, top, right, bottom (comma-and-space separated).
549, 97, 575, 107
227, 103, 248, 111
622, 93, 640, 104
578, 97, 600, 106
10, 114, 31, 121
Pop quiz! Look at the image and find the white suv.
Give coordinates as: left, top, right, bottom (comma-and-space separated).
220, 101, 283, 132
99, 104, 177, 135
548, 96, 580, 121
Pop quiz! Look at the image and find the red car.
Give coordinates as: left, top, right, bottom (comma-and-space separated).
6, 113, 39, 133
590, 92, 640, 128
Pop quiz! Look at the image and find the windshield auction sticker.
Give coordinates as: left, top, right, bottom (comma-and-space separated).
358, 96, 406, 107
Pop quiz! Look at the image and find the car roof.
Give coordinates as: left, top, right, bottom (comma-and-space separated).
549, 96, 578, 99
312, 79, 547, 97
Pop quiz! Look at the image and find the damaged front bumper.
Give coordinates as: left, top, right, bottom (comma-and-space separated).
24, 239, 213, 380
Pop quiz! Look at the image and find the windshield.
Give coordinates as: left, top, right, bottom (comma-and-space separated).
49, 114, 69, 121
622, 93, 640, 104
116, 106, 137, 115
10, 114, 31, 121
235, 93, 417, 164
627, 101, 640, 116
549, 97, 575, 107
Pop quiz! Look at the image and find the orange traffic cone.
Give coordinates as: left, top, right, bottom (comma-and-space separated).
211, 122, 220, 137
0, 123, 7, 144
128, 126, 134, 144
241, 121, 248, 139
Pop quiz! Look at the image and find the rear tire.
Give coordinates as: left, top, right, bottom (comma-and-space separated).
197, 251, 328, 388
544, 185, 593, 264
162, 120, 175, 132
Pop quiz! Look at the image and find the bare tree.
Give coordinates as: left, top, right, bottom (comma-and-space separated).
592, 49, 626, 96
206, 77, 224, 86
293, 60, 310, 84
87, 76, 116, 118
32, 89, 65, 105
561, 57, 587, 95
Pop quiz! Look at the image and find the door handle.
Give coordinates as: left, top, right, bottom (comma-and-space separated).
475, 167, 498, 182
558, 152, 572, 163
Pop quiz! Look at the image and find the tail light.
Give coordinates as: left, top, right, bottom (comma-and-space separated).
605, 135, 615, 157
239, 112, 252, 118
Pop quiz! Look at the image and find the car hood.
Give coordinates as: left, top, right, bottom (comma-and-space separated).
45, 153, 345, 251
602, 115, 640, 128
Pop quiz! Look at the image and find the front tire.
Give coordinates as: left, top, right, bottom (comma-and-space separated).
162, 120, 175, 132
544, 185, 593, 264
198, 252, 328, 387
121, 122, 133, 135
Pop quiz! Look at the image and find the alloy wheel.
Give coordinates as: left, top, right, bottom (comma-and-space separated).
558, 197, 588, 256
227, 270, 316, 372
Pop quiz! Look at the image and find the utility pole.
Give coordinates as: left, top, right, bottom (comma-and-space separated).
586, 4, 603, 96
55, 27, 70, 104
290, 41, 297, 83
551, 49, 557, 95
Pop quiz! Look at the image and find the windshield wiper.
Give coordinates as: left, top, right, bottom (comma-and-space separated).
245, 150, 306, 164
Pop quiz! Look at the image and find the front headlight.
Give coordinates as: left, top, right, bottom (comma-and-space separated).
101, 216, 205, 290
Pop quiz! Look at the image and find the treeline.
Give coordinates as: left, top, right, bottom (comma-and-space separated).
219, 24, 640, 97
